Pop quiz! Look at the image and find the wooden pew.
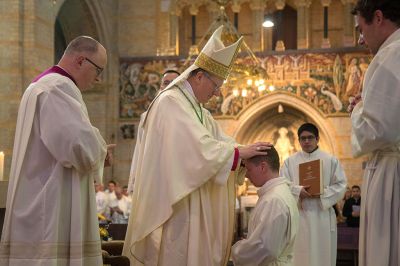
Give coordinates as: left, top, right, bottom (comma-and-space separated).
337, 224, 359, 266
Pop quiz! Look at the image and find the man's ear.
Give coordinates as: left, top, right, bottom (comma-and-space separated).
196, 71, 204, 83
374, 10, 384, 25
260, 161, 268, 171
75, 55, 85, 68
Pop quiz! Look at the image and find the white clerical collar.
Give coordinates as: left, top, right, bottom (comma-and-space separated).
300, 147, 320, 158
257, 177, 288, 197
182, 79, 199, 103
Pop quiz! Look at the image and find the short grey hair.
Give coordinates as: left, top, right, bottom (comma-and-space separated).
64, 36, 99, 55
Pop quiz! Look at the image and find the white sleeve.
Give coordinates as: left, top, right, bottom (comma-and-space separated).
39, 89, 107, 174
232, 200, 289, 265
351, 55, 400, 157
320, 157, 347, 210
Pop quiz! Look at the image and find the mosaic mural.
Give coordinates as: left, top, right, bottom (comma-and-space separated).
119, 50, 371, 120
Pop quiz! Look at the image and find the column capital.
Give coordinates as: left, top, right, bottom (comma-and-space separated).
341, 0, 356, 5
249, 0, 266, 11
321, 0, 331, 7
295, 0, 312, 8
170, 6, 182, 17
189, 4, 199, 16
231, 2, 242, 13
275, 0, 286, 10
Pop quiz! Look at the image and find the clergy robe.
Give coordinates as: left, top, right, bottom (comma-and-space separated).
351, 28, 400, 266
231, 177, 299, 266
109, 196, 132, 224
0, 71, 107, 266
280, 148, 347, 266
122, 80, 245, 266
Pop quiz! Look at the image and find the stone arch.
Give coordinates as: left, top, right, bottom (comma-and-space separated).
55, 0, 98, 61
233, 93, 336, 155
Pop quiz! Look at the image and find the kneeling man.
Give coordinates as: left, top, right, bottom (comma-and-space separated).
232, 147, 299, 266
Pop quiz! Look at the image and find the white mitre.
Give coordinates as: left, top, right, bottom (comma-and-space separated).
166, 25, 243, 89
143, 26, 243, 124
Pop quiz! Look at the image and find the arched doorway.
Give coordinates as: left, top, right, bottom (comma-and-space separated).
54, 0, 99, 62
234, 93, 335, 159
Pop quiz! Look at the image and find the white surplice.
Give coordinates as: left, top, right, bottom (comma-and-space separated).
122, 80, 246, 266
0, 74, 107, 266
109, 196, 132, 224
232, 177, 299, 266
351, 29, 400, 266
280, 148, 347, 266
96, 190, 109, 216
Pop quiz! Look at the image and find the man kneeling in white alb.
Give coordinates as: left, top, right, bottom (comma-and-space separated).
232, 146, 299, 266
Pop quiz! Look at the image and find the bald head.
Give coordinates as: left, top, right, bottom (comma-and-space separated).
64, 36, 100, 56
58, 36, 107, 91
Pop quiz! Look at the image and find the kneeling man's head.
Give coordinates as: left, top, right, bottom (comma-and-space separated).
244, 146, 280, 187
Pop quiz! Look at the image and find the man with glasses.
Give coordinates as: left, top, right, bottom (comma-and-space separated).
349, 1, 400, 265
123, 26, 271, 266
281, 123, 347, 266
0, 36, 114, 265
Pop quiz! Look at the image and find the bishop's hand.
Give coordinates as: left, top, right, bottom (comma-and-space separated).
238, 142, 272, 159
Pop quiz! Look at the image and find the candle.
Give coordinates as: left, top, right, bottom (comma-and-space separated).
0, 151, 4, 181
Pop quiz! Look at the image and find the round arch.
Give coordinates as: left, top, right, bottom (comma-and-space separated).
233, 93, 336, 155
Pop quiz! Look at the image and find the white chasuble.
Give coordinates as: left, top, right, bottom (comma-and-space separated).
280, 149, 347, 266
351, 29, 400, 266
123, 80, 245, 266
0, 74, 107, 266
232, 177, 299, 266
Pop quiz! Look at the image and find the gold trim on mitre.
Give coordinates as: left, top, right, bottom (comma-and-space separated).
195, 53, 230, 80
194, 26, 243, 80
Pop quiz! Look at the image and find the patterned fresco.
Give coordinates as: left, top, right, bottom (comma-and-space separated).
119, 50, 371, 120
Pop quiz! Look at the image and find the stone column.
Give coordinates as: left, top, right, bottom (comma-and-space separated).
275, 0, 286, 51
342, 0, 356, 46
188, 4, 199, 55
231, 1, 241, 30
169, 7, 181, 55
296, 0, 311, 49
321, 0, 331, 48
0, 0, 55, 179
263, 21, 273, 51
249, 0, 266, 52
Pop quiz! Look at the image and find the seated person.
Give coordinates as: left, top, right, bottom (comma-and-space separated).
232, 147, 299, 266
343, 185, 361, 227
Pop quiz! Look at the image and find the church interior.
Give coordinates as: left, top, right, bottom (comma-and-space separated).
0, 0, 368, 264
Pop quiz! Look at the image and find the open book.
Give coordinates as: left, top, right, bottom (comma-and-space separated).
299, 159, 323, 196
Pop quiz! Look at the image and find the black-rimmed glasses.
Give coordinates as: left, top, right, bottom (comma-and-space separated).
299, 135, 316, 142
85, 57, 103, 76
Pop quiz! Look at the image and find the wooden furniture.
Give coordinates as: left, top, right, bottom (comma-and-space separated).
337, 224, 359, 266
102, 240, 130, 266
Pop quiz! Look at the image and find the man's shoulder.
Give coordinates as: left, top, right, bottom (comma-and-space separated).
34, 73, 75, 89
317, 149, 339, 161
157, 86, 184, 103
260, 191, 291, 216
285, 152, 302, 161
